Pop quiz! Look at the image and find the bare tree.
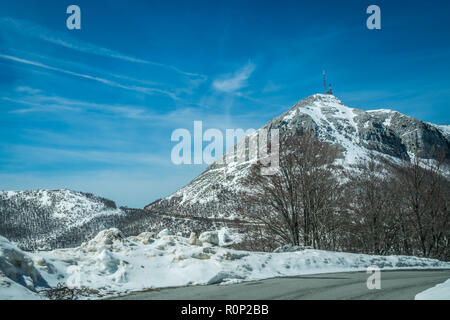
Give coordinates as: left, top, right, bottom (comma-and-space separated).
237, 131, 342, 248
389, 149, 450, 259
344, 154, 399, 255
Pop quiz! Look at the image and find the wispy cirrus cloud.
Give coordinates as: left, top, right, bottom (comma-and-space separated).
0, 17, 204, 79
3, 97, 81, 113
15, 86, 42, 95
3, 95, 147, 118
212, 62, 256, 93
2, 144, 170, 167
0, 53, 179, 100
4, 88, 250, 127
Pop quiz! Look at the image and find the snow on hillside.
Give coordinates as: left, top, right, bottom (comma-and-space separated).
0, 190, 123, 227
415, 278, 450, 300
1, 228, 449, 300
429, 124, 450, 138
147, 94, 449, 218
0, 276, 42, 300
439, 125, 450, 136
0, 189, 127, 250
288, 94, 363, 164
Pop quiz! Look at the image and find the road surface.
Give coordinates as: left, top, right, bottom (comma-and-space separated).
114, 270, 450, 300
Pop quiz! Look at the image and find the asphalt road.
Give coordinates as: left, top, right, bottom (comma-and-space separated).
114, 270, 450, 300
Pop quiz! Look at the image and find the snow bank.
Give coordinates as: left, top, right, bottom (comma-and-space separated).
415, 278, 450, 300
0, 275, 42, 300
81, 228, 128, 252
1, 228, 449, 299
217, 227, 241, 246
198, 231, 219, 246
0, 236, 48, 299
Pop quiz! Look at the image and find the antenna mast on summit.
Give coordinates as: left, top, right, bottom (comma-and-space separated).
323, 70, 333, 95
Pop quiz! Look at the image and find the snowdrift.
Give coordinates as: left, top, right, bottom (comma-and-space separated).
1, 228, 449, 300
415, 279, 450, 300
0, 236, 48, 299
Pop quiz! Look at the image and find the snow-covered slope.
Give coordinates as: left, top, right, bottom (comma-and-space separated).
0, 190, 231, 251
146, 94, 449, 218
1, 189, 122, 227
430, 124, 450, 138
1, 229, 449, 300
415, 278, 450, 300
0, 189, 124, 250
0, 235, 48, 299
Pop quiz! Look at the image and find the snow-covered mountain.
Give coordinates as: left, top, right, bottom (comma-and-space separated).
145, 94, 450, 219
1, 189, 122, 227
2, 94, 448, 250
0, 190, 226, 251
0, 190, 124, 250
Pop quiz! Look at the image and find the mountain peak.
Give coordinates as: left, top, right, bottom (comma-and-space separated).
145, 94, 449, 218
305, 93, 343, 104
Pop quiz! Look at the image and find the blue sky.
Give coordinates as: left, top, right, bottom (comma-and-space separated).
0, 0, 449, 207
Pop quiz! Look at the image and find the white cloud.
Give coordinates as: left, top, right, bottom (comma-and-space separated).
5, 144, 170, 167
15, 86, 41, 95
0, 54, 179, 100
212, 62, 256, 93
0, 17, 203, 78
3, 95, 147, 118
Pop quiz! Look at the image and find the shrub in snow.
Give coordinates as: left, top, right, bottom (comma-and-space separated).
191, 252, 211, 260
0, 236, 47, 291
43, 283, 100, 300
273, 244, 313, 253
219, 251, 249, 261
198, 231, 220, 246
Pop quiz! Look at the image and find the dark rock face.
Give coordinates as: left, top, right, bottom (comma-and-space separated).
358, 110, 449, 160
145, 94, 449, 219
359, 127, 408, 159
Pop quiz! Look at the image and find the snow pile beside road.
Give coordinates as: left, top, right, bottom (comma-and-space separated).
0, 275, 42, 300
1, 228, 450, 299
415, 278, 450, 300
81, 228, 128, 252
0, 236, 48, 299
